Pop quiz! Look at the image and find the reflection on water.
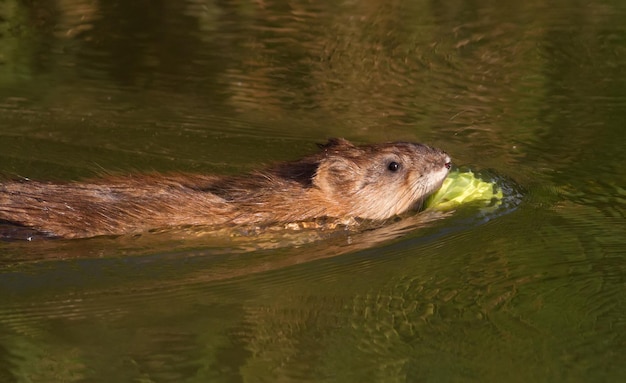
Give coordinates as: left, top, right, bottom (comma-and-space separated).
1, 0, 626, 382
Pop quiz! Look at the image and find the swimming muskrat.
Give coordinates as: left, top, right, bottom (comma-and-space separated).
0, 138, 451, 239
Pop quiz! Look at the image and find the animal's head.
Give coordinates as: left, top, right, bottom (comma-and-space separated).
313, 138, 451, 220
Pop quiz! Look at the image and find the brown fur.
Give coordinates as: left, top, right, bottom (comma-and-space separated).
0, 139, 451, 239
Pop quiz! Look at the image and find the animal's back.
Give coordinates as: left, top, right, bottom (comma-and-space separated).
0, 175, 234, 238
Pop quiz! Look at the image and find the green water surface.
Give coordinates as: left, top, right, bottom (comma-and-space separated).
1, 0, 625, 382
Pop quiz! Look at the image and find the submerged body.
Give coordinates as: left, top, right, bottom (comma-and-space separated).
0, 139, 451, 239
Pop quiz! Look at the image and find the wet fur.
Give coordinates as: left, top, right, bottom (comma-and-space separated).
0, 139, 450, 239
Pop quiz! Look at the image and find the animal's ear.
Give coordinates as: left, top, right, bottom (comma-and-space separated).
313, 156, 358, 194
317, 138, 355, 151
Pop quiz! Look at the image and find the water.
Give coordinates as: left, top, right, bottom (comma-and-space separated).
1, 0, 625, 382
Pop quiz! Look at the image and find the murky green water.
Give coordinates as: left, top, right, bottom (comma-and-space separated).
1, 0, 625, 381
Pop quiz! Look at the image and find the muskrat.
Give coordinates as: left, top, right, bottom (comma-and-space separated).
0, 138, 451, 239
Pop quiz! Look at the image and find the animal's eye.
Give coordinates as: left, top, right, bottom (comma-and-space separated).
387, 161, 400, 172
